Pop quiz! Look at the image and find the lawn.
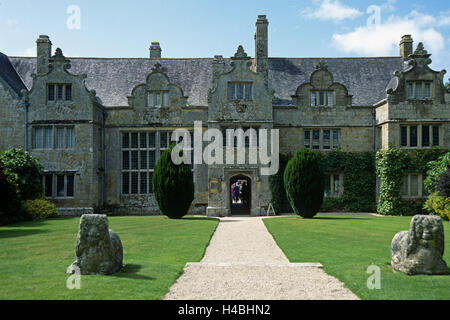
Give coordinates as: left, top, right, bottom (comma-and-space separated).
0, 216, 219, 300
263, 216, 450, 300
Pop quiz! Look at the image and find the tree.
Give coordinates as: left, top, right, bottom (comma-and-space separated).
0, 161, 27, 225
152, 144, 194, 219
283, 148, 324, 218
0, 148, 43, 201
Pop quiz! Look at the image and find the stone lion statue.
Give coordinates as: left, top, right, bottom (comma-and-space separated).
67, 214, 123, 275
391, 215, 448, 275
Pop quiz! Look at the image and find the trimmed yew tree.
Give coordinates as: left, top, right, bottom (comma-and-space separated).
152, 144, 194, 219
283, 148, 324, 218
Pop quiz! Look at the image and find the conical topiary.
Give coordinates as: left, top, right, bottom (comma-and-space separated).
152, 144, 194, 219
283, 148, 324, 218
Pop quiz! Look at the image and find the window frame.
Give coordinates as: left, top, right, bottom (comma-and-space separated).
304, 128, 340, 151
400, 124, 440, 149
227, 82, 253, 101
406, 81, 433, 100
42, 173, 75, 199
310, 90, 334, 107
47, 83, 73, 102
32, 125, 75, 150
147, 91, 169, 108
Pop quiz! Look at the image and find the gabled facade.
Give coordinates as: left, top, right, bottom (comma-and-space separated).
0, 15, 449, 216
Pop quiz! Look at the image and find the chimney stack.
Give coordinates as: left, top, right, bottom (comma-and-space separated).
36, 35, 52, 74
400, 35, 413, 61
254, 15, 269, 76
150, 42, 162, 58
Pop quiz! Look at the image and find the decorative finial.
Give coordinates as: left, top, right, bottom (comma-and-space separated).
316, 60, 328, 71
231, 45, 250, 60
151, 62, 165, 73
408, 42, 432, 67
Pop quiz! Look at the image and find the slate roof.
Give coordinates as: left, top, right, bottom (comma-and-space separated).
0, 52, 27, 97
269, 57, 403, 106
8, 55, 404, 107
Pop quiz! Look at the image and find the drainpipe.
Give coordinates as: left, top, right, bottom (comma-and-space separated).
102, 110, 107, 208
372, 107, 376, 153
22, 92, 30, 151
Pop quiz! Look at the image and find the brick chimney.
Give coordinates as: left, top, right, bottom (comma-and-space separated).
254, 15, 269, 75
36, 35, 52, 74
400, 35, 413, 61
150, 42, 162, 58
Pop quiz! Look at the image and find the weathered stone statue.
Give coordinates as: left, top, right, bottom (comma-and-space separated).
67, 214, 123, 275
391, 215, 448, 275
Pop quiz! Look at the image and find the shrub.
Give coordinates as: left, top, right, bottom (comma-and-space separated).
0, 161, 28, 225
437, 167, 450, 197
424, 192, 450, 221
23, 199, 58, 220
424, 152, 450, 195
284, 148, 324, 218
269, 154, 293, 214
152, 144, 194, 219
0, 148, 43, 200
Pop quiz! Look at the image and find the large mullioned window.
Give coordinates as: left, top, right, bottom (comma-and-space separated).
121, 131, 193, 195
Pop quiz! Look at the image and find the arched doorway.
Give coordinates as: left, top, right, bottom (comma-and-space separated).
230, 175, 251, 216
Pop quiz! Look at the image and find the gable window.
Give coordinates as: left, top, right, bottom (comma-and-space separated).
228, 82, 252, 100
47, 84, 72, 102
310, 91, 333, 107
304, 129, 340, 150
406, 81, 432, 100
400, 124, 440, 148
148, 91, 169, 107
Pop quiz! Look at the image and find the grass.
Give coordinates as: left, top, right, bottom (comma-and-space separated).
263, 216, 450, 300
0, 216, 219, 300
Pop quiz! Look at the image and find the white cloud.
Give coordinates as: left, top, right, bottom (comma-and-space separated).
301, 0, 363, 22
332, 12, 445, 58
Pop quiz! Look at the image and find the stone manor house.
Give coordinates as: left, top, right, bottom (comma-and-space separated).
0, 15, 449, 216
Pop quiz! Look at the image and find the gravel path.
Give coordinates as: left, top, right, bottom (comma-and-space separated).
164, 217, 359, 300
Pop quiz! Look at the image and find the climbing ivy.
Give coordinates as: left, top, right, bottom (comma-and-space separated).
376, 147, 446, 216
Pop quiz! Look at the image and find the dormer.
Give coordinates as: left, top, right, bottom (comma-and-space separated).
386, 42, 447, 104
292, 61, 352, 108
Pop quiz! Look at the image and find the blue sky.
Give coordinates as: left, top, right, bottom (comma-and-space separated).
0, 0, 449, 75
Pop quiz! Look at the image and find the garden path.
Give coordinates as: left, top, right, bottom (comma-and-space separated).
164, 217, 359, 300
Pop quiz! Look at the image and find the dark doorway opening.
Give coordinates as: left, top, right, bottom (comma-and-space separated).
230, 175, 251, 216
